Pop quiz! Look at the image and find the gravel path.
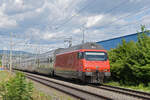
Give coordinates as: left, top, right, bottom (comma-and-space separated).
29, 78, 78, 100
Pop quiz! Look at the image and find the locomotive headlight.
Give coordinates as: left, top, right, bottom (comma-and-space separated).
85, 68, 91, 71
84, 64, 88, 67
103, 69, 108, 72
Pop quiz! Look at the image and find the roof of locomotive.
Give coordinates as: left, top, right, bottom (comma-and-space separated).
55, 42, 104, 54
38, 50, 55, 58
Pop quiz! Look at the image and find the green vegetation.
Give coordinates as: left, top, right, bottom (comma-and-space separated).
32, 88, 52, 100
0, 72, 33, 100
108, 25, 150, 86
0, 71, 12, 82
105, 81, 150, 92
0, 71, 75, 100
0, 71, 52, 100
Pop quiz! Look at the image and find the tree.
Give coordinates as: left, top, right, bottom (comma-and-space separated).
108, 25, 150, 85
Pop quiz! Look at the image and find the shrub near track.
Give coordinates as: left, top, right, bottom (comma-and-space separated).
108, 25, 150, 86
0, 71, 60, 100
0, 72, 33, 100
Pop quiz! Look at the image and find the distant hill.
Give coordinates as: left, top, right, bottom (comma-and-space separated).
0, 50, 35, 56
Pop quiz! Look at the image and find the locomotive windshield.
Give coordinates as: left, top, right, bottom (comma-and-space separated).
85, 51, 107, 61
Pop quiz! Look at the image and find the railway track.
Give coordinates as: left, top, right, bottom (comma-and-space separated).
89, 84, 150, 100
15, 70, 150, 100
25, 72, 112, 100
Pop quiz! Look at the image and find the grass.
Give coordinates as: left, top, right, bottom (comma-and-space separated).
32, 90, 74, 100
0, 71, 76, 100
0, 71, 52, 100
105, 81, 150, 93
0, 71, 13, 82
32, 88, 53, 100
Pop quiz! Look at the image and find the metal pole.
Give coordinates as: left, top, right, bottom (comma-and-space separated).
2, 51, 4, 68
69, 37, 72, 47
80, 27, 85, 44
9, 32, 12, 72
19, 49, 22, 67
82, 29, 85, 44
3, 51, 6, 69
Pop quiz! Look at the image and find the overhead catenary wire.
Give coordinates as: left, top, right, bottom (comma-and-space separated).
54, 0, 128, 31
96, 1, 150, 30
54, 0, 96, 30
53, 0, 129, 44
98, 6, 150, 39
103, 7, 150, 29
57, 0, 150, 33
96, 17, 150, 42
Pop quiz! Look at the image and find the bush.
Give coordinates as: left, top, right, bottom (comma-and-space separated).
108, 25, 150, 85
0, 72, 33, 100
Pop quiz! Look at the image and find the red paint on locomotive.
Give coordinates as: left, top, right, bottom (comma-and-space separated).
55, 50, 110, 72
54, 43, 111, 83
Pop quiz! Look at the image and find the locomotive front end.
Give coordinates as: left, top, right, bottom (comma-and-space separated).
78, 50, 111, 83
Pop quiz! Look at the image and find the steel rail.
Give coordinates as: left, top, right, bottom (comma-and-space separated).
103, 84, 150, 96
89, 84, 150, 100
25, 73, 112, 100
26, 75, 84, 100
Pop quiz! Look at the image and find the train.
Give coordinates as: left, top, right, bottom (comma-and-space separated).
13, 42, 111, 83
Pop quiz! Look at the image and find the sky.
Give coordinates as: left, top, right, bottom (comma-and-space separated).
0, 0, 150, 53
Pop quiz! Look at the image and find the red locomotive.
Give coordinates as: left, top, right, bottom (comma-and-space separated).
54, 42, 111, 83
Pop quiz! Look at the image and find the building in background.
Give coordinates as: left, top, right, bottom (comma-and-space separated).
96, 32, 150, 50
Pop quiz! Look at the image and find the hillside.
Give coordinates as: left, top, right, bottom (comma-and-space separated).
0, 50, 34, 55
0, 50, 36, 59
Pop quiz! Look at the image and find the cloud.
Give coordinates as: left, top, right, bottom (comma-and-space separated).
129, 0, 142, 2
73, 29, 80, 34
2, 0, 44, 15
85, 15, 103, 28
141, 15, 150, 24
0, 0, 150, 53
0, 4, 17, 29
43, 33, 54, 40
15, 0, 23, 4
